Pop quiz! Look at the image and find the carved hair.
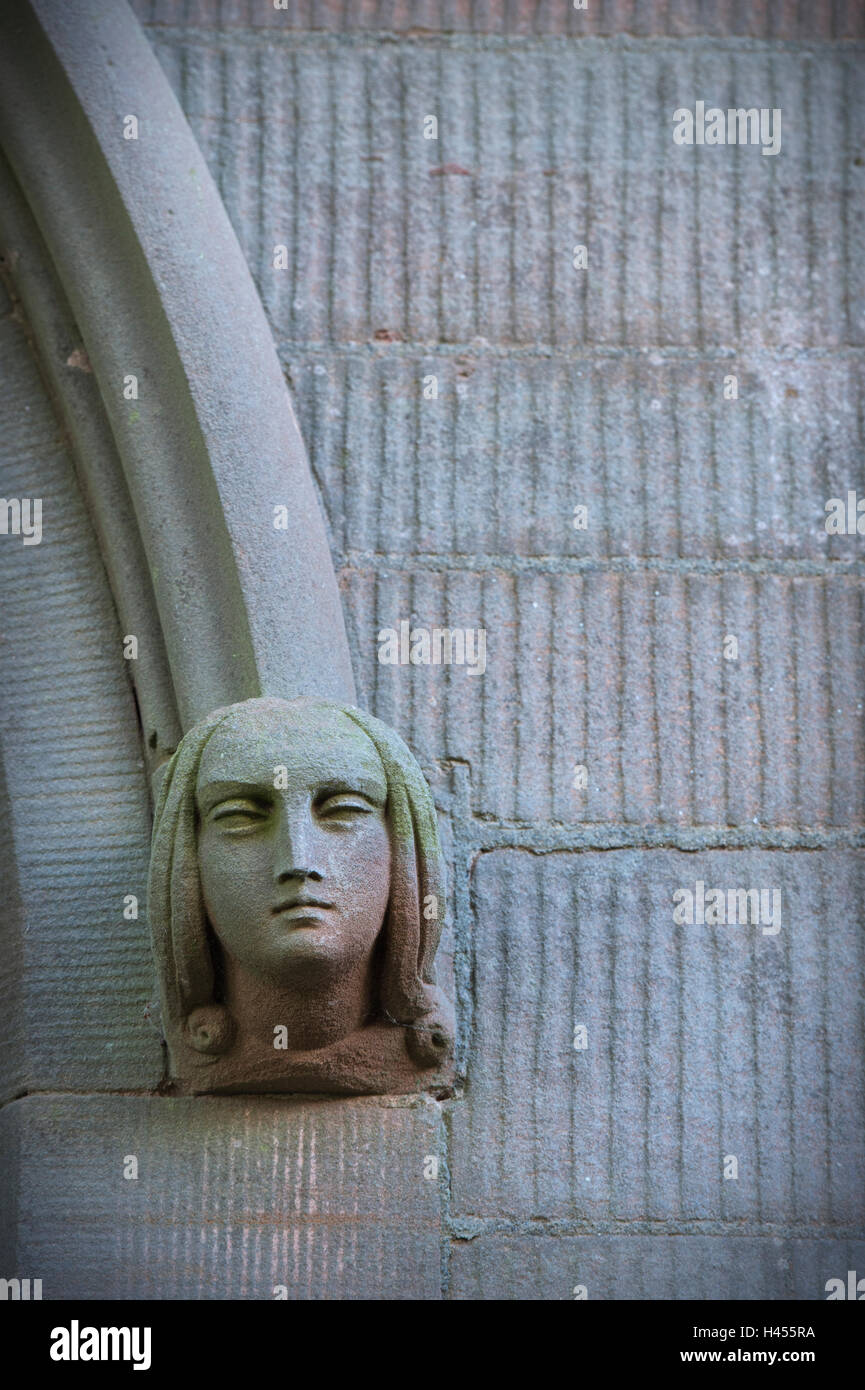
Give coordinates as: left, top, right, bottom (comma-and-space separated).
147, 696, 452, 1069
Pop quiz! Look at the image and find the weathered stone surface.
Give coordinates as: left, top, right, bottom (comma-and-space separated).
0, 306, 161, 1100
450, 850, 865, 1226
146, 33, 864, 351
131, 0, 865, 41
341, 570, 864, 828
3, 0, 862, 1303
0, 1094, 444, 1299
290, 352, 865, 565
450, 1234, 865, 1300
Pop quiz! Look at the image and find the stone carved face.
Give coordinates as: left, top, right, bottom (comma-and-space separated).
147, 696, 453, 1094
196, 703, 391, 992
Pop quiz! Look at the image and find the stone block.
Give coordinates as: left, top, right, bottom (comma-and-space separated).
341, 570, 863, 827
131, 1, 864, 41
449, 1234, 865, 1300
449, 849, 865, 1226
0, 311, 161, 1100
146, 33, 864, 351
0, 1094, 444, 1299
289, 353, 865, 566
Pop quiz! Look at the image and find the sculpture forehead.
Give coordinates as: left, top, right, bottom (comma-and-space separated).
195, 705, 386, 791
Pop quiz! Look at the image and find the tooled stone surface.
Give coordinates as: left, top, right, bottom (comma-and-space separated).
147, 696, 454, 1095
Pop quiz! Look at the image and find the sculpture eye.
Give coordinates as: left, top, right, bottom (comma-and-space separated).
210, 799, 269, 827
317, 793, 374, 819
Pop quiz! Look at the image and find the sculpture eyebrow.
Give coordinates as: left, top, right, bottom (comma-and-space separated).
196, 779, 273, 812
195, 776, 387, 812
315, 778, 386, 804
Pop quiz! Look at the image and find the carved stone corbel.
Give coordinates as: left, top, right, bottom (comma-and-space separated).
149, 697, 454, 1095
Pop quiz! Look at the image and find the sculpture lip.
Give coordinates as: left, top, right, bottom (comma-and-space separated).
271, 896, 334, 915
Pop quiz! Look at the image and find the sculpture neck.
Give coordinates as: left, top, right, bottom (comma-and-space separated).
221, 951, 375, 1054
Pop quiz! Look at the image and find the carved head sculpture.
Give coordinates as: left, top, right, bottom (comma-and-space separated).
147, 696, 453, 1094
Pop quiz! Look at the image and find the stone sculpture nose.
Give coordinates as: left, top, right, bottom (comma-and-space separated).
273, 804, 323, 883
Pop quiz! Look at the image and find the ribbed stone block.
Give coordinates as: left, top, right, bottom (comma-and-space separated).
144, 33, 865, 351
449, 849, 865, 1226
0, 306, 160, 1100
450, 1234, 865, 1300
289, 352, 865, 566
0, 1095, 444, 1299
131, 0, 865, 41
343, 570, 864, 827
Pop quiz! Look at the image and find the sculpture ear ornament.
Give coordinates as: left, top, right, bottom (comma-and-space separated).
147, 696, 455, 1096
185, 1005, 235, 1057
402, 1003, 456, 1068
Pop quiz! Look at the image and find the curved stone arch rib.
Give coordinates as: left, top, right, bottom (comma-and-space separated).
0, 0, 355, 744
0, 150, 182, 776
